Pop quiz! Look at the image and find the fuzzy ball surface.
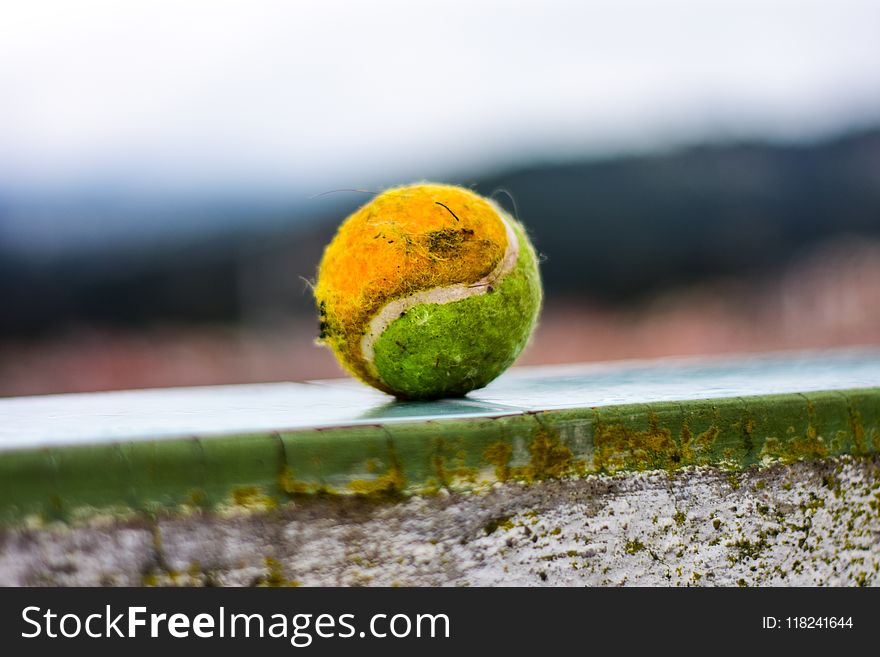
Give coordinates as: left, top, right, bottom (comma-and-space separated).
315, 183, 542, 399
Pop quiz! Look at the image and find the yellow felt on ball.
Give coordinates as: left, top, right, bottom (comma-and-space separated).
315, 183, 542, 399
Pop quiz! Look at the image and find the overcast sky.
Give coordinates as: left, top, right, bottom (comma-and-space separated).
2, 0, 880, 196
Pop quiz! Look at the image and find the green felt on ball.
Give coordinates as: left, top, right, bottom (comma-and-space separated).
314, 183, 542, 400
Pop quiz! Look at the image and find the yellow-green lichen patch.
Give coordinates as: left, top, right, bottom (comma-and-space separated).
278, 466, 328, 496
678, 408, 719, 466
684, 398, 751, 467
229, 486, 278, 510
524, 428, 581, 480
727, 534, 770, 564
483, 441, 513, 481
255, 557, 301, 588
387, 417, 515, 492
756, 395, 827, 463
347, 456, 406, 498
848, 389, 880, 452
849, 406, 866, 454
199, 433, 281, 506
507, 427, 585, 482
592, 407, 680, 473
483, 514, 515, 535
429, 440, 480, 491
280, 425, 388, 489
754, 395, 842, 464
186, 488, 209, 509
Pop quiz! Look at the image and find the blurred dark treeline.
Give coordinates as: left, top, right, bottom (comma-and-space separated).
2, 127, 879, 337
484, 129, 880, 298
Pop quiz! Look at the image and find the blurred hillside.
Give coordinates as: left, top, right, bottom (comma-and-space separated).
484, 129, 880, 298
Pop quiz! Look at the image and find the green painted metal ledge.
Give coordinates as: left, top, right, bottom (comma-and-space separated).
1, 349, 879, 525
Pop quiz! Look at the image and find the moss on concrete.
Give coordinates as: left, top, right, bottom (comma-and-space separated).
1, 388, 878, 526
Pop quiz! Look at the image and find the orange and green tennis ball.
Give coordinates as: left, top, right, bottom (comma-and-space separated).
314, 183, 543, 400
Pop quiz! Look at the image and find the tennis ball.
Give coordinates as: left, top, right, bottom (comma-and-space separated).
314, 183, 542, 400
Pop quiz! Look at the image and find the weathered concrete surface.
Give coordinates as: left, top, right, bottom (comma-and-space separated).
1, 456, 878, 587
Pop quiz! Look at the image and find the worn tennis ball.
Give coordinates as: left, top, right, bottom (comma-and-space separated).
314, 183, 542, 400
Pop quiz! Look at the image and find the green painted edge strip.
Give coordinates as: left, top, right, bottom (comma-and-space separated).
2, 388, 879, 526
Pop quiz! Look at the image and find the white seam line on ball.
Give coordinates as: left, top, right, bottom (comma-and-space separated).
360, 203, 520, 376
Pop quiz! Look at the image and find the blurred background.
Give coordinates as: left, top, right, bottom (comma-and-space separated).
2, 0, 879, 397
